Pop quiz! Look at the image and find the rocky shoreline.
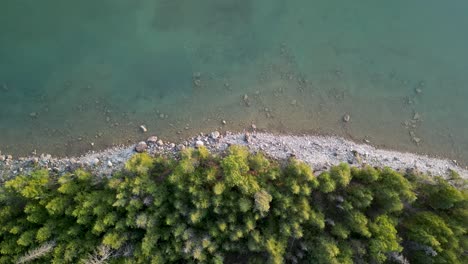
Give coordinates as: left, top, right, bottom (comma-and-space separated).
1, 132, 467, 182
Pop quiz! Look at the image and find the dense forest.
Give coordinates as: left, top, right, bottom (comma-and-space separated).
0, 146, 466, 263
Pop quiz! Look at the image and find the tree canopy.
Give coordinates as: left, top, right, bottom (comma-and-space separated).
0, 146, 466, 263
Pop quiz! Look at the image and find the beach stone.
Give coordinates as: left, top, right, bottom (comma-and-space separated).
156, 139, 164, 146
93, 158, 100, 165
6, 155, 12, 160
244, 132, 251, 143
169, 143, 176, 149
251, 124, 257, 130
222, 120, 227, 125
210, 131, 220, 139
29, 112, 38, 118
140, 125, 148, 133
135, 141, 148, 153
343, 114, 350, 122
195, 140, 204, 148
176, 144, 185, 151
413, 112, 421, 120
0, 155, 5, 161
415, 88, 422, 94
147, 136, 158, 144
107, 161, 113, 167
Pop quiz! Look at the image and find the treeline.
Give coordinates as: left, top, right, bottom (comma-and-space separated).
0, 146, 466, 263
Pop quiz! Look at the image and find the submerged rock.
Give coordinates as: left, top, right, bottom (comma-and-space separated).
139, 125, 148, 133
343, 114, 350, 123
135, 141, 148, 153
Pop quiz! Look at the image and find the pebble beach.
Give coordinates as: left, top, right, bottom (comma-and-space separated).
1, 131, 466, 182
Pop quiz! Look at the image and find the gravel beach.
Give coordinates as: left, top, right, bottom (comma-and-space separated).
1, 132, 466, 182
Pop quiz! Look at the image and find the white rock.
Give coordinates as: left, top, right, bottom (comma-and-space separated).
343, 114, 350, 122
157, 139, 164, 146
140, 125, 148, 133
107, 161, 113, 167
0, 155, 5, 161
147, 136, 158, 144
169, 143, 176, 149
93, 158, 100, 165
195, 140, 204, 148
135, 141, 148, 153
210, 131, 220, 139
176, 144, 185, 151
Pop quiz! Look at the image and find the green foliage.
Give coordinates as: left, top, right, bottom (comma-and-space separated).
254, 190, 272, 215
0, 147, 466, 263
318, 172, 336, 193
422, 176, 464, 210
368, 215, 402, 263
124, 153, 154, 175
329, 163, 352, 188
372, 167, 416, 213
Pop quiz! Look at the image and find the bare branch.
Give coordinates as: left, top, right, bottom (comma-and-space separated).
17, 241, 56, 264
82, 245, 115, 264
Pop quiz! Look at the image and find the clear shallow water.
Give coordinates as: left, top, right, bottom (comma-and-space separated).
1, 0, 467, 164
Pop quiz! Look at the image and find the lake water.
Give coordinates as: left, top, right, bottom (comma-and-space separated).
1, 0, 467, 165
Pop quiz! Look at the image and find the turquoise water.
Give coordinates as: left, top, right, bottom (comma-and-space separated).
1, 0, 467, 164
